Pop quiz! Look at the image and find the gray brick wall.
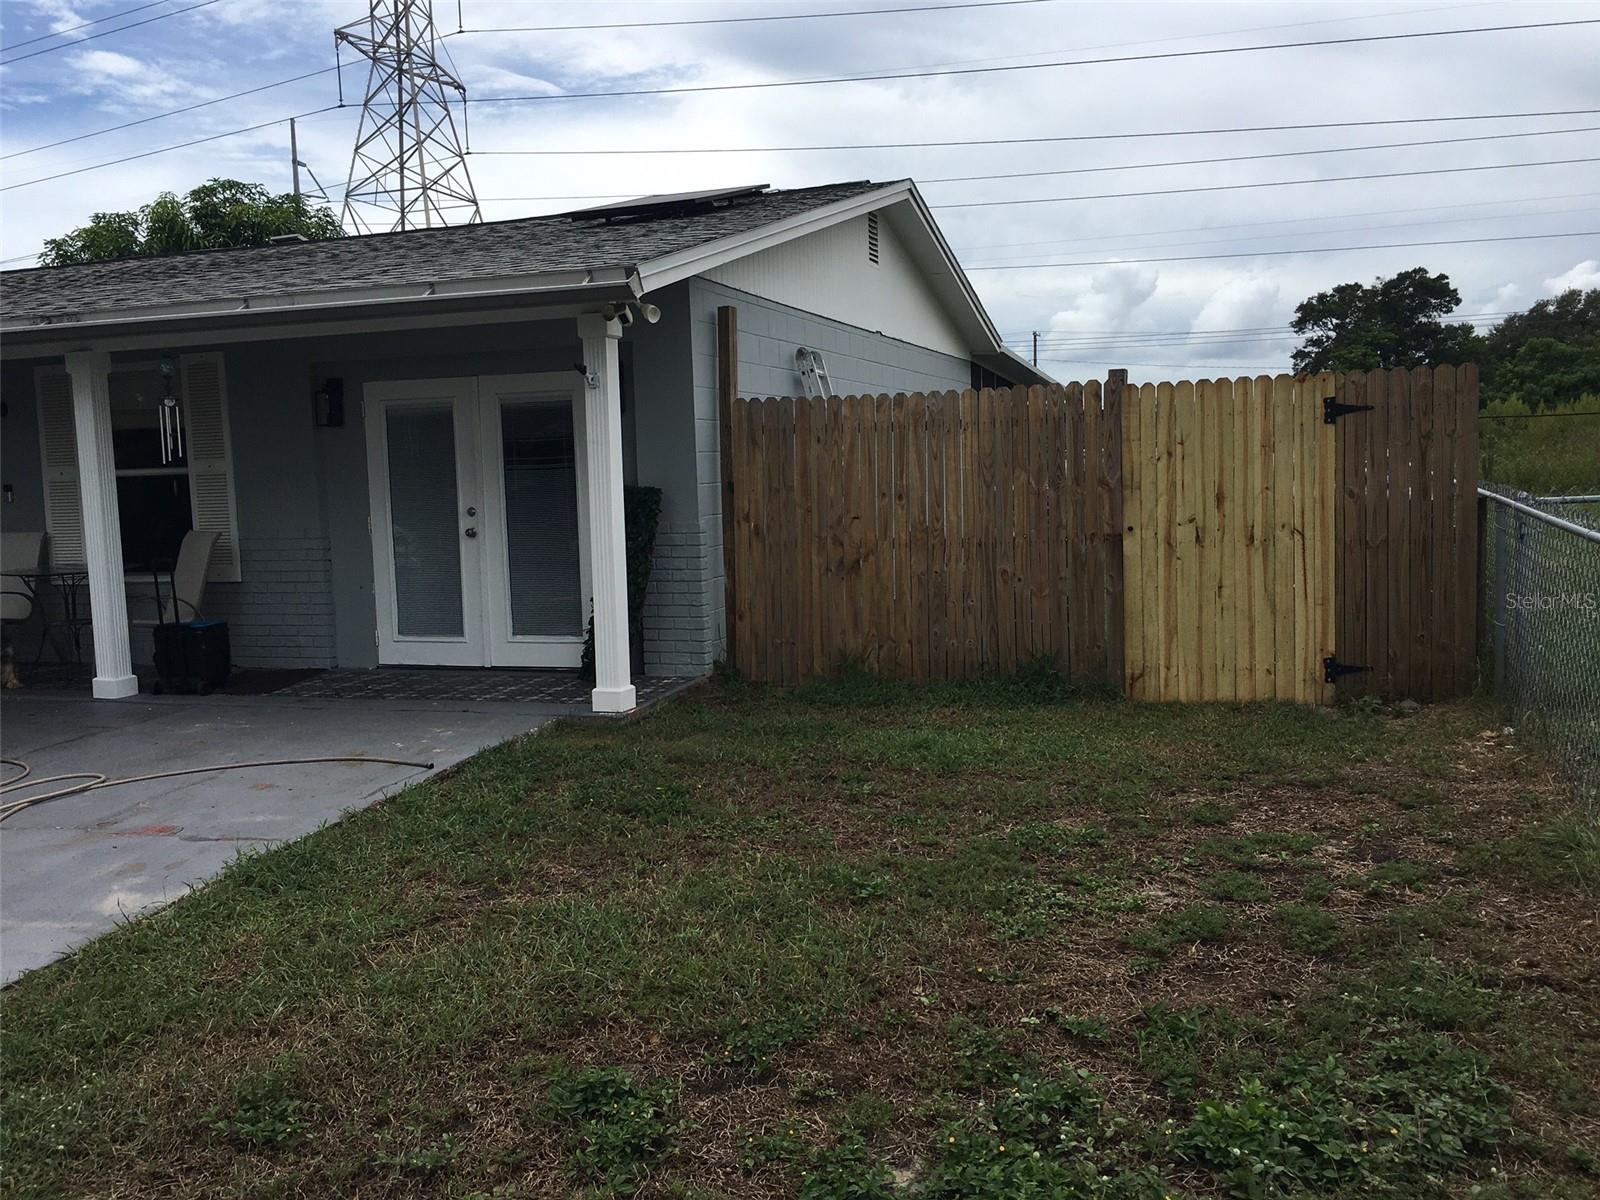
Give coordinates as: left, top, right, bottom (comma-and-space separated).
201, 536, 336, 668
642, 519, 715, 677
116, 537, 336, 670
25, 536, 336, 671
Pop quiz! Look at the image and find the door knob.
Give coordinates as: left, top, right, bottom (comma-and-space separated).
464, 527, 478, 538
466, 506, 477, 517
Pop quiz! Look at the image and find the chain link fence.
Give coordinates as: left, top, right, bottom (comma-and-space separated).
1479, 483, 1600, 811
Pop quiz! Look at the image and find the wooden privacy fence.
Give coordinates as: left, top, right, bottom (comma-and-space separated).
719, 332, 1479, 702
724, 381, 1125, 684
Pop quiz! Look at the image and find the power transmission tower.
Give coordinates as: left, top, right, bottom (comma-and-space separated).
335, 0, 481, 233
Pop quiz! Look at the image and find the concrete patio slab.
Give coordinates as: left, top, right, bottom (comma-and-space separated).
0, 691, 564, 984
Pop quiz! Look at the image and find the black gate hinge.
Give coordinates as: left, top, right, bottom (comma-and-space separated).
1323, 395, 1375, 424
1323, 656, 1369, 684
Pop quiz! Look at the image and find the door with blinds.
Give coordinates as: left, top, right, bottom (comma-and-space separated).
364, 374, 589, 669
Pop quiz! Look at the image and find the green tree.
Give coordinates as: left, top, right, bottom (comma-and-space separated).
1479, 287, 1600, 408
38, 179, 343, 266
1482, 287, 1600, 362
1290, 267, 1483, 374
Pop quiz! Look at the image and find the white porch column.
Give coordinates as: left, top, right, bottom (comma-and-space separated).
65, 350, 138, 700
577, 313, 637, 714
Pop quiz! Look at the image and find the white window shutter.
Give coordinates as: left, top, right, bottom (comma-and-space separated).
33, 367, 85, 567
181, 352, 241, 583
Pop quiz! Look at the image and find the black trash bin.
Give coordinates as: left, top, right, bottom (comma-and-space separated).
151, 619, 231, 694
149, 560, 230, 694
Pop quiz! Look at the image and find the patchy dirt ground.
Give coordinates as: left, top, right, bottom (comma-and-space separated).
4, 680, 1597, 1199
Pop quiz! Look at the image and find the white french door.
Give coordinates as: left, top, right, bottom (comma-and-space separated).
366, 374, 589, 668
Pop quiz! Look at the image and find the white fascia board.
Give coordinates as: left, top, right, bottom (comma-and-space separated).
890, 183, 1004, 355
0, 266, 640, 343
636, 180, 1007, 360
3, 300, 629, 359
634, 182, 914, 293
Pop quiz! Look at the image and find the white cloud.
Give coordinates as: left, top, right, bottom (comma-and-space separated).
1543, 260, 1600, 294
70, 48, 144, 79
3, 0, 1598, 378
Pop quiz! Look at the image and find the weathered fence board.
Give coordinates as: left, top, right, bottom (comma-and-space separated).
728, 385, 1123, 683
1334, 364, 1479, 700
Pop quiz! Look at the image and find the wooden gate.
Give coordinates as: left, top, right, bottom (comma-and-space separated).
1332, 365, 1479, 700
1121, 375, 1336, 703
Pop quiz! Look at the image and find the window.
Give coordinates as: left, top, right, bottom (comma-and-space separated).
33, 352, 240, 584
110, 365, 194, 575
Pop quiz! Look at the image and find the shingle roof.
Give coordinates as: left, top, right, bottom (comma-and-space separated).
1, 180, 892, 324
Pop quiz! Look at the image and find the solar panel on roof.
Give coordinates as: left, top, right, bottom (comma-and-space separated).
566, 184, 771, 221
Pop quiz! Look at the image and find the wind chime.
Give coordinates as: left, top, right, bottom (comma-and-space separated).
157, 356, 184, 464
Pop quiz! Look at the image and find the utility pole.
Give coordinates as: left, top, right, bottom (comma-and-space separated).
335, 0, 481, 233
1031, 331, 1038, 367
290, 117, 302, 198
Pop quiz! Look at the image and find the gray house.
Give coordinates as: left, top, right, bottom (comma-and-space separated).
0, 179, 1044, 711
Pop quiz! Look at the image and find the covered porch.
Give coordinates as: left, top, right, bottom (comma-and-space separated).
2, 285, 712, 714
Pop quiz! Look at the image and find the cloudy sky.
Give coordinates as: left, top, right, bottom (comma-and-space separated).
2, 0, 1597, 379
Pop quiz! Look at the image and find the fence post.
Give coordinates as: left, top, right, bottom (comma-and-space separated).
1492, 501, 1508, 693
716, 306, 739, 667
1103, 369, 1128, 689
1475, 494, 1488, 686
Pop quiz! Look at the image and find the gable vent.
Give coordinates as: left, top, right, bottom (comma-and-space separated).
866, 212, 880, 265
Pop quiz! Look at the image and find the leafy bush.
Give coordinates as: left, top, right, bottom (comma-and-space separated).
580, 484, 662, 681
1479, 394, 1600, 495
542, 1064, 680, 1185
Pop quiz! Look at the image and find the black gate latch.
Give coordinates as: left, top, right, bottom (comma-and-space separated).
1323, 656, 1369, 684
1323, 396, 1375, 424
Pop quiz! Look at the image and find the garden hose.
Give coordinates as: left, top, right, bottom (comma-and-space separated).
0, 755, 434, 824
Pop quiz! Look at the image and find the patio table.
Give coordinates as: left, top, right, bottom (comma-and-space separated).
18, 566, 92, 665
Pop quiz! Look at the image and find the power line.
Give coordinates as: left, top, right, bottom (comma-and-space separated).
459, 0, 1055, 33
468, 108, 1600, 157
0, 4, 1537, 163
972, 206, 1599, 264
0, 0, 174, 52
920, 124, 1600, 185
460, 20, 1600, 105
959, 192, 1600, 254
962, 229, 1600, 270
1004, 312, 1528, 339
0, 0, 225, 65
1, 106, 346, 192
1, 67, 342, 161
931, 156, 1600, 210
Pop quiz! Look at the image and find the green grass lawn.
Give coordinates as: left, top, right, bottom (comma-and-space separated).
4, 675, 1598, 1199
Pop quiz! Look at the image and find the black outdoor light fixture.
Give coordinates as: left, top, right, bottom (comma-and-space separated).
314, 377, 345, 427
